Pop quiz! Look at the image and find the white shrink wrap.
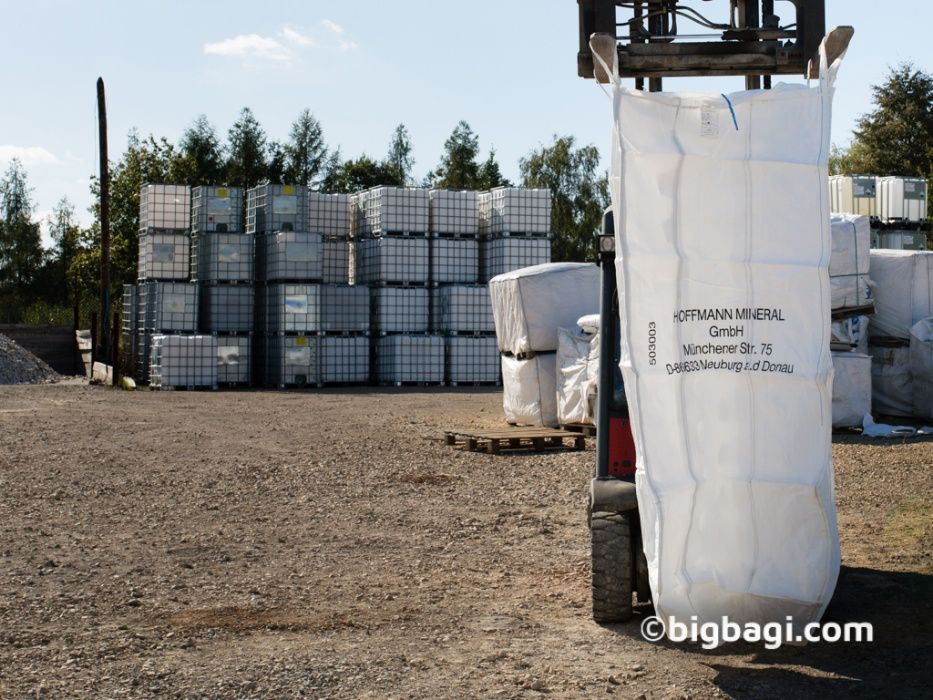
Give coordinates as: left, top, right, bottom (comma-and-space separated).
597, 37, 844, 635
501, 353, 558, 427
869, 344, 913, 417
831, 315, 869, 354
489, 263, 599, 356
830, 352, 871, 427
909, 318, 933, 420
829, 213, 871, 310
869, 250, 933, 340
557, 327, 599, 426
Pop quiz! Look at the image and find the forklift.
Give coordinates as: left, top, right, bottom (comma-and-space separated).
578, 0, 851, 622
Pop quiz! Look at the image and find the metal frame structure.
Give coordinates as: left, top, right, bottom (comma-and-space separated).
578, 0, 826, 89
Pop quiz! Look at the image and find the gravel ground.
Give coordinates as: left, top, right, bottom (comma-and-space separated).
0, 384, 930, 699
0, 334, 60, 385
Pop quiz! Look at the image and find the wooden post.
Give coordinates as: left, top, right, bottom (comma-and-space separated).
97, 78, 111, 362
111, 310, 121, 385
90, 311, 98, 364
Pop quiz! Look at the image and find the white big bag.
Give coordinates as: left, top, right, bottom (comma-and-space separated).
596, 36, 845, 636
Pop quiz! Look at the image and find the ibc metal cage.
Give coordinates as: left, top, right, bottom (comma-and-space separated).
246, 184, 309, 234
138, 232, 191, 281
829, 175, 877, 219
258, 231, 324, 282
260, 283, 322, 334
375, 335, 445, 385
429, 189, 479, 235
321, 284, 370, 334
430, 236, 480, 285
358, 187, 429, 236
149, 334, 218, 390
445, 335, 501, 385
308, 192, 351, 237
192, 186, 243, 234
321, 335, 370, 385
262, 334, 321, 388
371, 287, 430, 334
478, 187, 551, 236
356, 237, 429, 285
215, 334, 251, 386
481, 237, 552, 282
878, 177, 928, 224
200, 284, 255, 332
138, 281, 199, 332
191, 232, 254, 282
322, 235, 351, 284
140, 184, 191, 233
431, 284, 495, 334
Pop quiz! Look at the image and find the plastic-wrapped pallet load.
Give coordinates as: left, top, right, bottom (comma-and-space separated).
501, 353, 557, 427
831, 315, 869, 354
868, 250, 933, 340
557, 327, 599, 426
830, 352, 871, 427
829, 213, 871, 310
150, 335, 217, 389
869, 343, 913, 417
595, 37, 845, 634
489, 263, 600, 355
909, 318, 933, 419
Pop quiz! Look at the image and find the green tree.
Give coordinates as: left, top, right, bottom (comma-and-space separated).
0, 159, 44, 321
477, 148, 511, 189
44, 197, 81, 305
519, 135, 608, 262
266, 141, 287, 185
224, 107, 268, 192
385, 124, 414, 185
428, 121, 482, 189
172, 115, 224, 185
284, 109, 329, 187
321, 155, 397, 193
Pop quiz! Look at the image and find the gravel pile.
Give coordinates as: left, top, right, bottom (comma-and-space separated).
0, 333, 60, 385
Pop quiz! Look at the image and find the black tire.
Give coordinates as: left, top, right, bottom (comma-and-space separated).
591, 510, 633, 623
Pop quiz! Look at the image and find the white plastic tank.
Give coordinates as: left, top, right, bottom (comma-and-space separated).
829, 175, 877, 217
877, 176, 927, 223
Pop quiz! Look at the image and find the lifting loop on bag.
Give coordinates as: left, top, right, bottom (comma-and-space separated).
589, 33, 620, 90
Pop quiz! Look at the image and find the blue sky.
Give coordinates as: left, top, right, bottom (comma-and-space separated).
1, 1, 930, 243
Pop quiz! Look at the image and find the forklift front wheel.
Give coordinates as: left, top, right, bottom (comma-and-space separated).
591, 510, 633, 623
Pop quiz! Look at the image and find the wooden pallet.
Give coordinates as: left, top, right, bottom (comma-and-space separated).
445, 427, 586, 454
561, 422, 597, 437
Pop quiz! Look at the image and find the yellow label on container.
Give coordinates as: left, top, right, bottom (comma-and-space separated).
217, 188, 228, 197
295, 336, 307, 346
282, 185, 295, 195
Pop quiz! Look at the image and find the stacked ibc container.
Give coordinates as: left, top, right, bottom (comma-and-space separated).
876, 176, 929, 250
309, 192, 369, 385
478, 187, 552, 282
136, 184, 203, 386
192, 186, 253, 386
249, 184, 320, 387
428, 190, 499, 385
356, 187, 442, 385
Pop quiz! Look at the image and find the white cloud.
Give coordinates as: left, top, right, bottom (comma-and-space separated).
0, 145, 59, 167
339, 41, 358, 51
280, 26, 314, 46
203, 34, 291, 62
321, 19, 345, 36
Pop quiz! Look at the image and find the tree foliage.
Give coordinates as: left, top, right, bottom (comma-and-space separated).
0, 159, 43, 320
285, 110, 330, 187
829, 62, 933, 213
385, 124, 415, 185
428, 121, 481, 189
173, 115, 224, 185
520, 135, 608, 262
224, 107, 268, 192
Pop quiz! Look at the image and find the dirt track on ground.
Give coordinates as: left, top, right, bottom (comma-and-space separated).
0, 384, 930, 698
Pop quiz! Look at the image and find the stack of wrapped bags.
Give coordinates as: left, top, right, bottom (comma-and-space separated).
489, 263, 600, 427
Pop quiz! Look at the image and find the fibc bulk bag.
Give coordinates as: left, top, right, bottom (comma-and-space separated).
829, 213, 871, 311
556, 327, 599, 426
489, 263, 600, 356
595, 38, 843, 634
869, 250, 933, 340
830, 351, 871, 428
869, 344, 913, 417
501, 353, 558, 427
